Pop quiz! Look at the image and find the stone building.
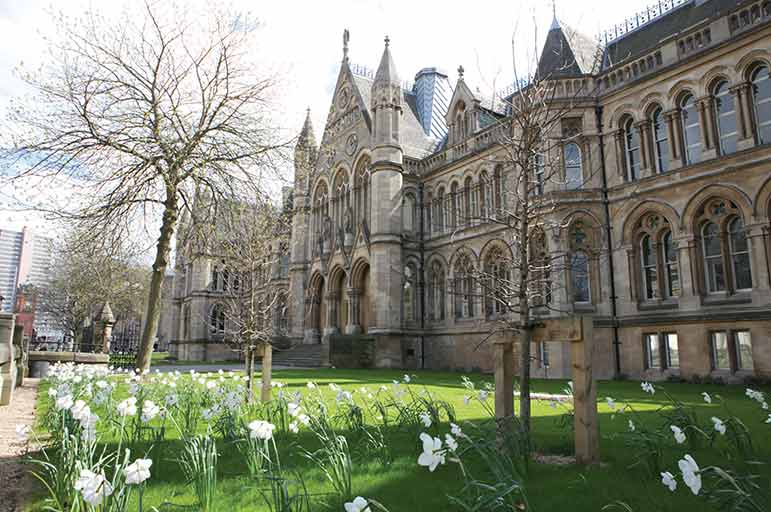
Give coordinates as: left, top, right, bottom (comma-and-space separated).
171, 0, 771, 382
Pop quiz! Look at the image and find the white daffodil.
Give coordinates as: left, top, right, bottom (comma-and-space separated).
766, 414, 771, 424
344, 496, 371, 512
15, 424, 30, 441
702, 392, 712, 404
711, 416, 726, 435
165, 393, 178, 407
762, 402, 768, 410
248, 420, 276, 440
47, 388, 58, 398
678, 454, 701, 495
419, 412, 432, 428
478, 390, 489, 402
450, 423, 462, 436
463, 396, 471, 406
671, 425, 686, 444
56, 394, 74, 411
81, 413, 99, 442
746, 388, 764, 403
206, 380, 217, 390
628, 419, 636, 432
660, 471, 677, 492
329, 383, 341, 392
403, 374, 411, 383
70, 400, 89, 421
288, 402, 301, 417
289, 421, 299, 434
641, 382, 655, 395
128, 382, 140, 395
306, 381, 316, 389
201, 408, 214, 421
75, 469, 113, 507
336, 390, 353, 404
298, 413, 311, 426
117, 397, 137, 417
606, 397, 616, 410
445, 434, 458, 452
417, 432, 445, 472
141, 401, 160, 423
124, 458, 153, 485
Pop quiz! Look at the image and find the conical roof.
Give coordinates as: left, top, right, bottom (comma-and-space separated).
537, 19, 598, 79
374, 37, 400, 85
297, 109, 317, 149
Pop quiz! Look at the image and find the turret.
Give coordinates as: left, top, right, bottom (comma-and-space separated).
371, 36, 402, 149
294, 109, 317, 196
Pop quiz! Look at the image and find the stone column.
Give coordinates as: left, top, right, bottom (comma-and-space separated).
635, 121, 651, 177
733, 83, 756, 151
697, 97, 717, 160
303, 297, 320, 344
664, 109, 683, 171
613, 130, 626, 179
344, 288, 361, 335
747, 224, 770, 297
677, 236, 701, 309
572, 315, 599, 465
0, 312, 17, 406
324, 292, 339, 336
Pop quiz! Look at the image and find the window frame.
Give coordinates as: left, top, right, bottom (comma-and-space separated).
570, 250, 591, 304
751, 65, 771, 144
713, 80, 739, 155
651, 107, 670, 172
564, 142, 583, 190
623, 117, 641, 181
680, 93, 702, 165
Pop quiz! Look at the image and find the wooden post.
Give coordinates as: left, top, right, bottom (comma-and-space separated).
572, 315, 599, 465
260, 343, 272, 403
493, 337, 514, 420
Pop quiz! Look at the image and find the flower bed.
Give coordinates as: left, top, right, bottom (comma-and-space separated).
19, 365, 771, 511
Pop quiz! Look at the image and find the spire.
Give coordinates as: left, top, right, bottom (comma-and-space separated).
550, 0, 560, 31
374, 35, 400, 85
342, 29, 350, 62
298, 108, 316, 149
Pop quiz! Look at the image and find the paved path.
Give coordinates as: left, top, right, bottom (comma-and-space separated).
0, 379, 40, 512
150, 363, 311, 373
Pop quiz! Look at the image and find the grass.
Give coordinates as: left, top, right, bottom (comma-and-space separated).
28, 368, 771, 512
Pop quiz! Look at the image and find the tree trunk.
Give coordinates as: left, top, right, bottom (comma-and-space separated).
136, 186, 178, 371
245, 347, 255, 403
261, 343, 272, 402
519, 326, 532, 435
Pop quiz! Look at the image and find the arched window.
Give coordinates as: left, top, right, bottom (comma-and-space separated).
312, 182, 329, 254
355, 158, 370, 226
211, 264, 221, 291
751, 65, 771, 144
571, 251, 591, 303
403, 264, 417, 322
333, 169, 350, 233
651, 107, 669, 172
728, 217, 752, 290
680, 93, 702, 165
662, 231, 680, 297
640, 234, 658, 299
434, 187, 445, 233
463, 176, 475, 226
493, 165, 504, 214
713, 80, 738, 155
276, 295, 288, 333
564, 143, 582, 190
484, 247, 511, 316
427, 261, 446, 322
530, 229, 551, 306
450, 182, 459, 230
403, 193, 416, 233
479, 171, 492, 219
210, 304, 225, 335
623, 117, 641, 181
702, 221, 725, 293
453, 253, 475, 318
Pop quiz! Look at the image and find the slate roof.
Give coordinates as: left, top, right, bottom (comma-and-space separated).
351, 74, 440, 159
602, 0, 741, 70
537, 20, 600, 79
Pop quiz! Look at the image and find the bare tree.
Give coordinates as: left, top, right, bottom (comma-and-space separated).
201, 197, 291, 402
36, 228, 148, 347
448, 27, 607, 438
3, 2, 289, 370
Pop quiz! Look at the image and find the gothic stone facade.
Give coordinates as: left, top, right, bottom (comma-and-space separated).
177, 0, 771, 382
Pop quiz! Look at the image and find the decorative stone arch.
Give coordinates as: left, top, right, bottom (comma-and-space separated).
349, 257, 371, 333
562, 211, 604, 307
306, 271, 326, 337
700, 65, 735, 95
479, 238, 513, 264
639, 92, 666, 115
681, 184, 753, 234
609, 103, 638, 129
353, 153, 372, 226
752, 175, 771, 220
620, 200, 681, 245
448, 245, 479, 273
667, 79, 699, 105
735, 50, 771, 81
425, 253, 448, 322
449, 246, 477, 319
311, 177, 331, 202
327, 265, 348, 331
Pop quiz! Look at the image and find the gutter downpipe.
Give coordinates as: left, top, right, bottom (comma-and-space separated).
595, 105, 622, 378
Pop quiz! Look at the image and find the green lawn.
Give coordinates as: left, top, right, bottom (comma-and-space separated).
29, 369, 771, 511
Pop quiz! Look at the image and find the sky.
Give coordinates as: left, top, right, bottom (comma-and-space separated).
0, 0, 655, 240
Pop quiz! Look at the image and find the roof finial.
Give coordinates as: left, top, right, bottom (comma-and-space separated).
550, 0, 560, 31
343, 29, 350, 61
457, 65, 465, 80
384, 35, 390, 47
